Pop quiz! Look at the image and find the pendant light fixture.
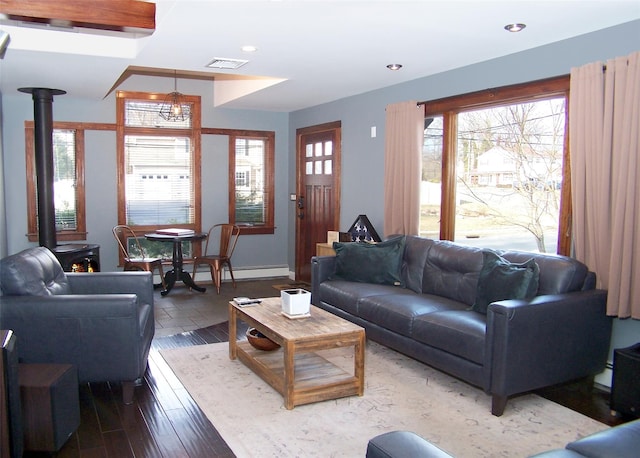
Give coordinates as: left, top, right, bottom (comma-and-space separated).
159, 70, 188, 122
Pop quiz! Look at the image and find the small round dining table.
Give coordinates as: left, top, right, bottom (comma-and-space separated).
144, 232, 207, 296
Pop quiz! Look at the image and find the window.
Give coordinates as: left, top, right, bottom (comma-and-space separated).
421, 76, 571, 255
229, 133, 275, 235
25, 123, 86, 241
117, 91, 201, 259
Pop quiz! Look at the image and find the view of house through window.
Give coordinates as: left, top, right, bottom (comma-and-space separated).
227, 131, 275, 235
421, 96, 566, 253
52, 129, 78, 231
117, 92, 201, 260
124, 134, 193, 226
234, 138, 266, 225
26, 124, 86, 242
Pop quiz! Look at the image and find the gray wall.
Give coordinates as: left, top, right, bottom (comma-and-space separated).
288, 20, 640, 374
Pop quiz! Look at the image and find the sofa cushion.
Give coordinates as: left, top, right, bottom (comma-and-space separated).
500, 251, 589, 295
358, 292, 462, 337
421, 240, 483, 306
332, 236, 405, 286
401, 236, 433, 294
471, 250, 540, 314
412, 310, 487, 364
0, 247, 70, 296
319, 280, 399, 316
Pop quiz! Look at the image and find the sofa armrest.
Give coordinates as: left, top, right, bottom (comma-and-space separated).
487, 289, 611, 398
0, 294, 151, 382
66, 271, 154, 307
311, 256, 337, 305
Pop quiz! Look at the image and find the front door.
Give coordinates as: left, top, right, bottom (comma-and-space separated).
295, 121, 341, 282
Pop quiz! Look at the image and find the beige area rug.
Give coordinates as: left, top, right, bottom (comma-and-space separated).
160, 341, 607, 457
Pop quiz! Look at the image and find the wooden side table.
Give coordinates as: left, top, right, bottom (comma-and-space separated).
316, 242, 336, 257
19, 363, 80, 452
610, 343, 640, 418
1, 330, 22, 458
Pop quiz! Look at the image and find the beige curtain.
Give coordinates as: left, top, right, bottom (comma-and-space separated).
383, 100, 423, 236
570, 51, 640, 318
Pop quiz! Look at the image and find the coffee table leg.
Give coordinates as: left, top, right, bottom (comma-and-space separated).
229, 303, 237, 360
284, 342, 295, 410
355, 332, 365, 396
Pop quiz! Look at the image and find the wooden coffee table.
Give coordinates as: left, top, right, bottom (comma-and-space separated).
229, 297, 365, 409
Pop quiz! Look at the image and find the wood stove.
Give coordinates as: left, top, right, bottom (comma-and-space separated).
52, 244, 100, 272
20, 87, 100, 272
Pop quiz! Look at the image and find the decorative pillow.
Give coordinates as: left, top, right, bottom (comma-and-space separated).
471, 250, 540, 314
332, 236, 406, 286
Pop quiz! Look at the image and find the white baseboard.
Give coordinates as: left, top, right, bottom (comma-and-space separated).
191, 265, 290, 283
595, 365, 613, 389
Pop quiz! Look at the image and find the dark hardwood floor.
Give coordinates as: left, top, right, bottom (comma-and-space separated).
24, 319, 633, 457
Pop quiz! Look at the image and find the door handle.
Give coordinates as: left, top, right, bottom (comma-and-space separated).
297, 196, 305, 209
298, 212, 304, 219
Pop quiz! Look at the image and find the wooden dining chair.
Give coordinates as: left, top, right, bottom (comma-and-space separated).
192, 224, 240, 294
112, 225, 167, 290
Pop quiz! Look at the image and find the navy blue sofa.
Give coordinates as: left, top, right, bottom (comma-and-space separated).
311, 236, 612, 416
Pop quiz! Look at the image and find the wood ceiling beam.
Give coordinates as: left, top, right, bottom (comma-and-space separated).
0, 0, 155, 34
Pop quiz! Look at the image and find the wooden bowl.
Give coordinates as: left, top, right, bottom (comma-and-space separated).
246, 328, 280, 351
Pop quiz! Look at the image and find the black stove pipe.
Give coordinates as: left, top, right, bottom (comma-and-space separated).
19, 87, 66, 249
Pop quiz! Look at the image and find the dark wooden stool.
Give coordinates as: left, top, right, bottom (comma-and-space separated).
611, 343, 640, 418
18, 363, 80, 452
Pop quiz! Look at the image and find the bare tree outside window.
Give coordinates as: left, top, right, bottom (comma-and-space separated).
421, 97, 566, 253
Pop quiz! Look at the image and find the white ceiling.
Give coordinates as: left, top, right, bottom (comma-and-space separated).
1, 0, 639, 112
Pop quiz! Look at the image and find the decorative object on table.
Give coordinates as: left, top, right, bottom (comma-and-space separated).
281, 288, 311, 317
327, 230, 352, 244
348, 214, 381, 242
232, 297, 262, 307
155, 228, 195, 236
245, 328, 280, 351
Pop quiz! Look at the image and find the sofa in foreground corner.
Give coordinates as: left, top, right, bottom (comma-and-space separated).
311, 235, 612, 416
366, 419, 640, 457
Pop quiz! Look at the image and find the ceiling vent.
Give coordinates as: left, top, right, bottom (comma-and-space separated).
206, 57, 249, 69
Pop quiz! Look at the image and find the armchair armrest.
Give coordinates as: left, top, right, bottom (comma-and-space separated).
487, 289, 611, 399
311, 256, 337, 305
66, 271, 154, 307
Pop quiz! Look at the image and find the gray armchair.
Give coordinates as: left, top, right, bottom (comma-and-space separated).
0, 247, 155, 404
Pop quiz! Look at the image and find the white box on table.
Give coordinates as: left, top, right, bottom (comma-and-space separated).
281, 288, 311, 316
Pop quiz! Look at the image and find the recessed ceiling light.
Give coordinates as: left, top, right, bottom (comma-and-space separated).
386, 64, 403, 71
504, 23, 526, 33
206, 57, 249, 69
241, 45, 257, 53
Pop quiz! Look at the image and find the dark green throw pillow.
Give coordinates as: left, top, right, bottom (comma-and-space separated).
471, 250, 540, 314
332, 236, 406, 286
